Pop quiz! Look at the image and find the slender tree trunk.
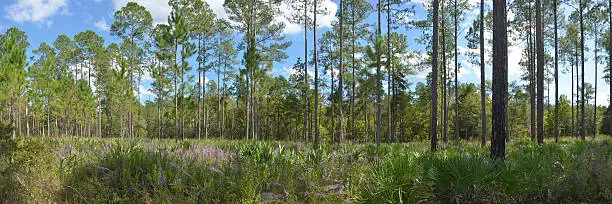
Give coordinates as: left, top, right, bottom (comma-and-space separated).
576, 44, 580, 136
491, 0, 508, 159
174, 43, 179, 141
351, 1, 356, 141
528, 3, 536, 141
375, 0, 382, 147
304, 0, 310, 144
609, 0, 611, 137
442, 1, 448, 144
198, 38, 202, 140
454, 0, 459, 141
314, 0, 320, 148
554, 0, 559, 142
386, 0, 392, 143
218, 39, 221, 139
339, 0, 345, 144
574, 38, 578, 137
594, 37, 598, 139
431, 0, 440, 152
223, 57, 227, 139
580, 0, 586, 141
25, 99, 29, 137
246, 45, 250, 140
536, 0, 544, 144
331, 64, 335, 143
479, 0, 486, 147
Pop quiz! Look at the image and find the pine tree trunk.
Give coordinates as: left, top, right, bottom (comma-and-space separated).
491, 0, 508, 159
442, 1, 448, 144
536, 0, 544, 144
217, 38, 221, 139
554, 0, 559, 142
304, 0, 310, 144
339, 0, 345, 144
314, 0, 320, 148
528, 3, 536, 141
351, 2, 356, 142
454, 0, 459, 141
198, 37, 202, 140
431, 0, 440, 152
375, 0, 382, 147
479, 0, 486, 147
580, 0, 586, 141
331, 65, 335, 143
387, 0, 392, 143
594, 38, 598, 139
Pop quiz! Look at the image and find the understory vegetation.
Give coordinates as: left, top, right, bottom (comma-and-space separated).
1, 136, 610, 203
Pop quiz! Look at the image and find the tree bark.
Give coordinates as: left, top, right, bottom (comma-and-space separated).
491, 0, 508, 159
580, 0, 586, 140
479, 0, 486, 147
387, 0, 393, 143
528, 2, 536, 141
594, 37, 598, 139
536, 0, 544, 144
442, 1, 448, 144
339, 0, 345, 144
554, 0, 559, 142
431, 0, 440, 152
375, 0, 382, 147
314, 0, 320, 148
351, 1, 356, 141
454, 0, 459, 141
304, 0, 310, 144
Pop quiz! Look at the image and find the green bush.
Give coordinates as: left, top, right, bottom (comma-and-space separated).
0, 137, 60, 203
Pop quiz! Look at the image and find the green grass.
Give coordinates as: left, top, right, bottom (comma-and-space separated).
0, 136, 610, 203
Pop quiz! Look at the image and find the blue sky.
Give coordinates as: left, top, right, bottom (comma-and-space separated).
1, 0, 609, 106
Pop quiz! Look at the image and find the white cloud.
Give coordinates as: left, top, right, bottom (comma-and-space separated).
112, 0, 171, 25
112, 0, 335, 34
112, 0, 227, 25
5, 0, 69, 26
507, 38, 524, 77
138, 84, 154, 100
277, 0, 337, 34
94, 17, 109, 31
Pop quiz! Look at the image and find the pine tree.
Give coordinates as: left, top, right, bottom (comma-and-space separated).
110, 2, 153, 138
431, 0, 440, 151
491, 0, 508, 159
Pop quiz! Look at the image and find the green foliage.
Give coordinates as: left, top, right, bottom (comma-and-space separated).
0, 138, 59, 202
0, 137, 610, 203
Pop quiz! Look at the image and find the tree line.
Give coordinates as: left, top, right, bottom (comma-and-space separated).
0, 0, 610, 158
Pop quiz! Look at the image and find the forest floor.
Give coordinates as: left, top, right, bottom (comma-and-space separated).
0, 135, 610, 203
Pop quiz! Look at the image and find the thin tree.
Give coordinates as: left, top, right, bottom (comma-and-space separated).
536, 0, 544, 144
387, 0, 392, 143
339, 0, 345, 143
554, 0, 559, 142
442, 0, 448, 143
314, 0, 320, 148
479, 0, 486, 147
454, 0, 459, 141
491, 0, 508, 159
528, 0, 536, 141
376, 0, 382, 146
432, 0, 440, 152
580, 0, 586, 140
